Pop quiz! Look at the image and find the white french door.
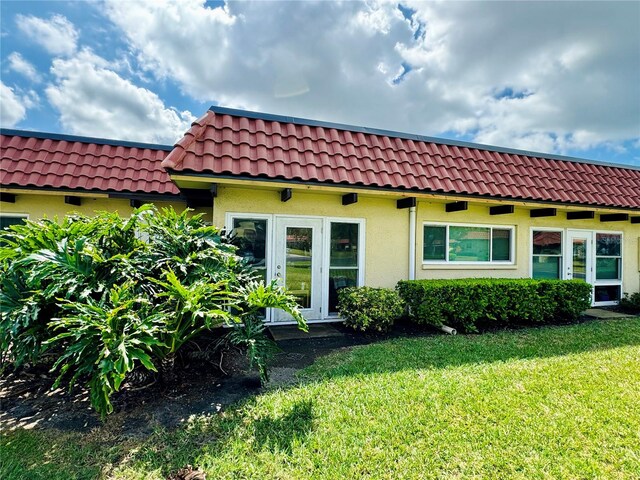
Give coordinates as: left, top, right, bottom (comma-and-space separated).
227, 212, 365, 323
565, 230, 593, 284
272, 217, 324, 322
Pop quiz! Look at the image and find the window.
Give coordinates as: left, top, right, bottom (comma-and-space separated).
231, 217, 268, 283
595, 233, 621, 281
594, 232, 622, 304
594, 285, 621, 303
1, 215, 27, 230
328, 222, 360, 313
531, 230, 562, 279
0, 216, 27, 246
423, 224, 514, 263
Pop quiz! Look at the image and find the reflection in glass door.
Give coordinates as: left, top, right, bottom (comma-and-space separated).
571, 238, 587, 281
328, 222, 360, 313
285, 227, 313, 309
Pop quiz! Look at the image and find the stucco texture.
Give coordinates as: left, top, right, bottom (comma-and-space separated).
213, 185, 409, 289
0, 191, 207, 222
212, 183, 639, 295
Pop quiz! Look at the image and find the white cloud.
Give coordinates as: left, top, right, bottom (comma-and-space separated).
0, 82, 33, 127
7, 52, 41, 82
101, 0, 639, 158
352, 1, 401, 35
16, 14, 78, 56
45, 49, 195, 144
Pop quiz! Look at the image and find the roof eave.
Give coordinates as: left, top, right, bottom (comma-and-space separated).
166, 170, 640, 212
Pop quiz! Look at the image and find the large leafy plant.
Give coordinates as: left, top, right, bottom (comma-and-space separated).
1, 206, 306, 417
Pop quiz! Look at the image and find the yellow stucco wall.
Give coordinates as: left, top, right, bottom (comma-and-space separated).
0, 191, 208, 221
213, 185, 409, 288
416, 199, 640, 295
211, 183, 639, 295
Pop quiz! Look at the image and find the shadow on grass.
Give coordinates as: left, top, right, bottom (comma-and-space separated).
111, 397, 316, 477
121, 319, 640, 476
252, 399, 314, 454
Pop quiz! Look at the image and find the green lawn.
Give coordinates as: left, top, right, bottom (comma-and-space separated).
2, 318, 640, 479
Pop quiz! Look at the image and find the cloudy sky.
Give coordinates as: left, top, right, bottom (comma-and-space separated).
1, 0, 639, 165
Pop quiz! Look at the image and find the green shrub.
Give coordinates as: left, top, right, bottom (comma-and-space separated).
396, 278, 592, 332
620, 292, 640, 314
0, 206, 305, 417
544, 280, 593, 320
337, 287, 404, 332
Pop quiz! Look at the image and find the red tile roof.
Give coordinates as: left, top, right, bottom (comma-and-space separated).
163, 107, 640, 209
1, 130, 179, 195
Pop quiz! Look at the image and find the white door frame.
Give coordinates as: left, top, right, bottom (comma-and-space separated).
565, 229, 593, 284
564, 229, 624, 307
272, 217, 324, 322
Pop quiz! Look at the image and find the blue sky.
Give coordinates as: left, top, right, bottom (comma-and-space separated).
1, 0, 639, 166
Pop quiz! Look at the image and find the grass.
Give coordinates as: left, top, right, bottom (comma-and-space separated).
2, 318, 640, 479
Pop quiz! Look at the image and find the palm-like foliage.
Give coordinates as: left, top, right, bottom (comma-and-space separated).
48, 283, 165, 416
1, 210, 152, 368
0, 206, 306, 416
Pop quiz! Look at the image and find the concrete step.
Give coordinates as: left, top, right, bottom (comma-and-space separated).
268, 323, 344, 341
584, 308, 636, 319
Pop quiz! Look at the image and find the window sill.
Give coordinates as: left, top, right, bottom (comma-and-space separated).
422, 263, 518, 270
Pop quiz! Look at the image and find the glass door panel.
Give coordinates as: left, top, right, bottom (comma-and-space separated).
566, 231, 593, 305
232, 218, 267, 282
285, 227, 313, 309
572, 238, 587, 281
273, 218, 323, 322
328, 222, 360, 313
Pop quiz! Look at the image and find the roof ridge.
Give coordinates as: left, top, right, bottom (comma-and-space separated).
0, 128, 173, 152
206, 105, 640, 171
162, 111, 214, 169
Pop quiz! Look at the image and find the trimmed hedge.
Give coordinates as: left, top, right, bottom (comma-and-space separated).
396, 278, 592, 332
620, 292, 640, 314
338, 287, 404, 332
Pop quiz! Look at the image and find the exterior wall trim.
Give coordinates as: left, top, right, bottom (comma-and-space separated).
170, 173, 640, 214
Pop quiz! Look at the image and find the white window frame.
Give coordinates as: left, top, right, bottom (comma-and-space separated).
529, 227, 564, 280
324, 217, 366, 317
225, 212, 365, 322
593, 230, 624, 306
422, 221, 516, 265
0, 213, 29, 229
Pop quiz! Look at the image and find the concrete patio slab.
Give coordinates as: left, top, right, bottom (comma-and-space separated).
584, 308, 635, 319
269, 323, 344, 341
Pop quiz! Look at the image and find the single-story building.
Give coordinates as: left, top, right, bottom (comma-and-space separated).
2, 106, 640, 323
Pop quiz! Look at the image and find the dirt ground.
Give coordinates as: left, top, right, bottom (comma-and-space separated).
0, 347, 261, 436
0, 322, 423, 437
